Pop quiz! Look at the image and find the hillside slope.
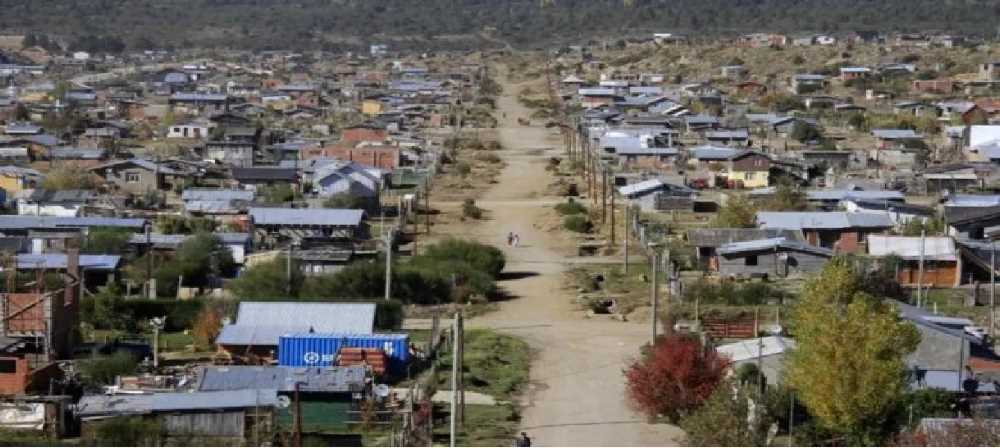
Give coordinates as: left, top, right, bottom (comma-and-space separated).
1, 0, 998, 51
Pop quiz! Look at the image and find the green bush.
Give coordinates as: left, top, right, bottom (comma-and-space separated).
87, 417, 161, 446
83, 226, 133, 254
416, 238, 506, 278
681, 279, 787, 306
79, 351, 139, 386
563, 214, 592, 233
462, 198, 483, 219
323, 192, 369, 209
81, 296, 207, 332
554, 198, 587, 216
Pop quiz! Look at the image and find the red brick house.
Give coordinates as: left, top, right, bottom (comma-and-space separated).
302, 144, 400, 170
912, 78, 954, 94
341, 125, 388, 144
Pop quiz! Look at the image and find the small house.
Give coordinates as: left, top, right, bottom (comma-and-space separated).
868, 235, 961, 288
248, 207, 366, 247
716, 237, 833, 278
230, 167, 299, 189
756, 211, 893, 253
790, 74, 827, 94
687, 228, 803, 271
90, 159, 181, 194
839, 67, 872, 82
16, 189, 95, 217
872, 129, 923, 149
618, 179, 696, 212
76, 389, 278, 445
181, 188, 254, 217
215, 301, 376, 359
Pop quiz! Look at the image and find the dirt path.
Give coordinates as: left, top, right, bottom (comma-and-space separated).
433, 69, 683, 446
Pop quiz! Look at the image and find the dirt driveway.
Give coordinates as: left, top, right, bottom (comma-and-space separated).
431, 69, 683, 446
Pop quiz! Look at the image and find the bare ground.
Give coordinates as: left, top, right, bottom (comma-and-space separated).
426, 68, 683, 446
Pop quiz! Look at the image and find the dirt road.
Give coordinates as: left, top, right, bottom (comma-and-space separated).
435, 70, 683, 446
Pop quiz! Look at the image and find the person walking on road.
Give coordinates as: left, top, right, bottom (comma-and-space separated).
514, 432, 531, 447
507, 232, 514, 246
512, 233, 520, 247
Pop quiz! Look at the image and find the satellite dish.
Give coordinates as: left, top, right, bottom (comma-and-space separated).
221, 317, 231, 325
276, 395, 291, 409
151, 317, 163, 327
374, 384, 390, 398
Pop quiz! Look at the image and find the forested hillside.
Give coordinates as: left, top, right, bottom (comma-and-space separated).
1, 0, 999, 51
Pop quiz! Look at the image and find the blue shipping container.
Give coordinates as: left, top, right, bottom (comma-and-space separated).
279, 333, 410, 373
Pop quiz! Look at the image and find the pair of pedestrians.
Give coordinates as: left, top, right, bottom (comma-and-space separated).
506, 232, 520, 247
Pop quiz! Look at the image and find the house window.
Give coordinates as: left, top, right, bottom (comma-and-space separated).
745, 255, 758, 266
744, 172, 754, 180
125, 173, 141, 183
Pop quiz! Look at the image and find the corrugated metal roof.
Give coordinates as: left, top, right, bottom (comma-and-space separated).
867, 235, 957, 260
717, 237, 833, 257
716, 336, 796, 362
249, 207, 364, 227
76, 389, 278, 418
807, 189, 904, 202
16, 254, 121, 270
872, 129, 922, 140
945, 194, 1000, 207
689, 146, 739, 160
0, 216, 145, 230
618, 179, 664, 197
182, 188, 254, 202
687, 228, 803, 247
756, 211, 893, 230
216, 302, 377, 346
196, 365, 367, 393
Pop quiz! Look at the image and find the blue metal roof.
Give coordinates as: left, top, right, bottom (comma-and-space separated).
249, 207, 364, 227
16, 254, 121, 270
182, 188, 254, 202
0, 216, 146, 230
756, 211, 893, 230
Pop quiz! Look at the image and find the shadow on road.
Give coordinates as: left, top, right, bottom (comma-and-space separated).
498, 271, 540, 281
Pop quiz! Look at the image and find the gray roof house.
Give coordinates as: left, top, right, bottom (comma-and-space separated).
249, 207, 367, 246
215, 301, 377, 350
182, 188, 255, 215
756, 211, 893, 253
716, 237, 833, 278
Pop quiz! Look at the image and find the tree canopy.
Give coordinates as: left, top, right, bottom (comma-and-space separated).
788, 258, 921, 445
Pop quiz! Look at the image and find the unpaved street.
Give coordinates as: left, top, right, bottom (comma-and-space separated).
432, 69, 683, 446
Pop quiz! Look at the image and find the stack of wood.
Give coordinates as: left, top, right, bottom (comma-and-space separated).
337, 348, 388, 375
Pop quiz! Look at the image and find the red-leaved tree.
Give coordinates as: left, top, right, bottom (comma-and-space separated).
625, 333, 730, 422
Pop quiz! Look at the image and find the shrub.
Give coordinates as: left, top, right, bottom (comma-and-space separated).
88, 417, 162, 446
417, 239, 506, 278
462, 198, 483, 219
323, 192, 369, 209
563, 214, 592, 233
554, 198, 587, 216
625, 333, 729, 422
455, 161, 472, 178
84, 226, 133, 254
475, 152, 501, 164
79, 351, 139, 386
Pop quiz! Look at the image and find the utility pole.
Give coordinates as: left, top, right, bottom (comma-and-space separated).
623, 203, 630, 274
293, 382, 302, 447
286, 242, 294, 296
145, 222, 153, 298
649, 243, 660, 345
457, 312, 465, 425
992, 241, 996, 338
450, 312, 461, 448
385, 230, 393, 301
425, 177, 431, 233
917, 229, 925, 307
601, 165, 607, 224
609, 171, 616, 246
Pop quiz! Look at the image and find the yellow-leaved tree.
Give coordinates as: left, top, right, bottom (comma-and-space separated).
787, 257, 921, 445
